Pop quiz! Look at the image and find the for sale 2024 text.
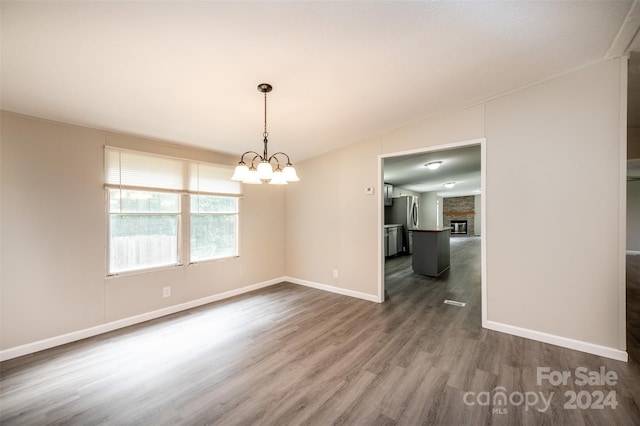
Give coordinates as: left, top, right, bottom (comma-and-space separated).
537, 367, 618, 410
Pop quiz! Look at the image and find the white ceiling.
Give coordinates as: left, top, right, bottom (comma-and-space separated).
384, 145, 481, 197
1, 1, 636, 162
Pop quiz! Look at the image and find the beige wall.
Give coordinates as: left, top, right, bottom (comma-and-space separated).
1, 115, 107, 347
285, 58, 626, 352
0, 112, 285, 350
285, 137, 381, 296
485, 59, 623, 348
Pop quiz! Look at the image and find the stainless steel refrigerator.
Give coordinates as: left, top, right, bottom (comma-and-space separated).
387, 195, 419, 254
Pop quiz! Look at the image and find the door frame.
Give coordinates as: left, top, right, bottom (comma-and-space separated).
377, 137, 488, 327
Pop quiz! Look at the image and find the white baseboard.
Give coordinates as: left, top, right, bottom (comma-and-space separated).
1, 277, 380, 361
284, 276, 381, 303
485, 320, 628, 362
626, 250, 640, 256
0, 277, 283, 362
4, 278, 626, 363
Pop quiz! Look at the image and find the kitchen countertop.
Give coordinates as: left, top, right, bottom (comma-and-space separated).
411, 227, 451, 232
384, 224, 403, 228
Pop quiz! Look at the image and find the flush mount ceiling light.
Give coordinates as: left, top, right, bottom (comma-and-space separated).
425, 161, 442, 170
444, 182, 456, 188
231, 83, 299, 185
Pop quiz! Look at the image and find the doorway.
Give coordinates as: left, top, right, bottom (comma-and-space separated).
627, 52, 640, 359
378, 138, 487, 325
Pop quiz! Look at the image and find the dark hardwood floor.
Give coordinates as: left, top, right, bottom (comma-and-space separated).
2, 238, 640, 425
628, 253, 640, 363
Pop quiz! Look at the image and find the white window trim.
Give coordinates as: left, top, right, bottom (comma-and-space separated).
104, 147, 242, 277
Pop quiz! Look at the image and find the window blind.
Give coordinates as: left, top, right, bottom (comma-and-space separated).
188, 161, 243, 196
105, 146, 242, 196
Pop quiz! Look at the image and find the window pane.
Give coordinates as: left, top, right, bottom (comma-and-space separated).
109, 189, 180, 213
190, 195, 237, 213
191, 214, 237, 261
109, 214, 179, 273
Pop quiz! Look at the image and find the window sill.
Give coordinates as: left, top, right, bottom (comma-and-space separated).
188, 255, 240, 266
106, 263, 184, 279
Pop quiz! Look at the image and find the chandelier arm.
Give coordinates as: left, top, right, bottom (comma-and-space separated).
249, 153, 262, 167
267, 155, 282, 168
269, 152, 292, 165
239, 151, 264, 165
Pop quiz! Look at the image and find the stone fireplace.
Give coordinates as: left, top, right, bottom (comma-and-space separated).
443, 196, 475, 236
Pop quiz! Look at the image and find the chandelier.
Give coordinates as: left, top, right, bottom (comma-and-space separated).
231, 83, 299, 185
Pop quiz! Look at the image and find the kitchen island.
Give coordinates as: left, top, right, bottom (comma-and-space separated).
411, 227, 451, 277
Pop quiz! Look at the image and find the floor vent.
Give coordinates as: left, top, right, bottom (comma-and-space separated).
443, 299, 466, 307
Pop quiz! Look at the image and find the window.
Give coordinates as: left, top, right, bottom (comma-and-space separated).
105, 147, 241, 275
109, 189, 181, 273
190, 195, 238, 262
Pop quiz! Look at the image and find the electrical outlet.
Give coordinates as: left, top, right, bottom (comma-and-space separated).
333, 269, 339, 279
163, 286, 171, 298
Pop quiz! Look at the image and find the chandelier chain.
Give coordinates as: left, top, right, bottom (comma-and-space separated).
263, 91, 268, 139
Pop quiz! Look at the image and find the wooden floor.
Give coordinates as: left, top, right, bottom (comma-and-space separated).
628, 253, 640, 363
2, 238, 640, 425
